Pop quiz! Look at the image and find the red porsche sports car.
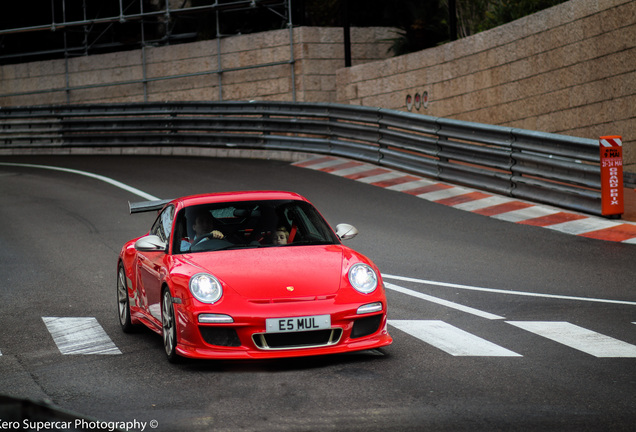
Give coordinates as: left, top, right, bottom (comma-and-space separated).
117, 191, 392, 362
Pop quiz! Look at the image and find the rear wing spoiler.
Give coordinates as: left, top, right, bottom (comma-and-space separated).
129, 198, 173, 214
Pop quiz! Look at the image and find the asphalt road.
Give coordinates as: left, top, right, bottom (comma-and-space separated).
0, 155, 635, 432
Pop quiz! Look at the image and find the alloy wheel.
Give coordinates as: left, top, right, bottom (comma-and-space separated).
117, 264, 134, 332
162, 289, 180, 362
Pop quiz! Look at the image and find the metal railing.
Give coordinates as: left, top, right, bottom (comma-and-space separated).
0, 1, 294, 103
0, 101, 605, 215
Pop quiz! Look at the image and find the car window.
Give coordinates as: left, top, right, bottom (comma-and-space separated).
211, 206, 237, 218
283, 203, 324, 238
151, 205, 174, 244
174, 199, 339, 254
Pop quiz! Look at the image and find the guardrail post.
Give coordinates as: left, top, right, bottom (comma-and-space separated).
433, 118, 443, 180
168, 104, 178, 146
599, 135, 624, 218
376, 110, 385, 165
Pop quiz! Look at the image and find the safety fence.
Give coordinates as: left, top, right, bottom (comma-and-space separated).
0, 101, 607, 215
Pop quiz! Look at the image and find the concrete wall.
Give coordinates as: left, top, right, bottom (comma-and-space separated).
0, 27, 394, 106
336, 0, 635, 171
0, 0, 633, 170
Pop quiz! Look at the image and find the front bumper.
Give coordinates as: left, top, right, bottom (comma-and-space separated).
173, 298, 392, 359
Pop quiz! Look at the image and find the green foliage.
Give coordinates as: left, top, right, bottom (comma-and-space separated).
451, 0, 569, 38
304, 0, 571, 56
455, 0, 490, 38
384, 1, 449, 55
477, 0, 569, 33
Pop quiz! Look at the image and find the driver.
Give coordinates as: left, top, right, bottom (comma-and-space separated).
192, 211, 225, 244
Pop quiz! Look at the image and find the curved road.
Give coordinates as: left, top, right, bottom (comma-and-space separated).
1, 155, 635, 432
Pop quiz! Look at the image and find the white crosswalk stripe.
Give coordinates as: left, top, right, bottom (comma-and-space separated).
1, 317, 634, 359
507, 321, 636, 358
389, 320, 522, 357
388, 320, 636, 358
42, 317, 121, 355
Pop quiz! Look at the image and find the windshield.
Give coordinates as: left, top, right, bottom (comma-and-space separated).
173, 199, 340, 254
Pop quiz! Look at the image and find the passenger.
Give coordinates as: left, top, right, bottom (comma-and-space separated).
274, 226, 289, 245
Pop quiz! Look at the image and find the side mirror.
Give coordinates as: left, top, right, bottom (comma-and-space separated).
135, 235, 167, 252
335, 223, 358, 240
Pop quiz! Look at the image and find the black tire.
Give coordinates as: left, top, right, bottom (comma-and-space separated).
117, 263, 135, 333
162, 288, 181, 363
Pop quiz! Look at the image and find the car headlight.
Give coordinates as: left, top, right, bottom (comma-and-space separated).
348, 263, 378, 294
189, 273, 223, 304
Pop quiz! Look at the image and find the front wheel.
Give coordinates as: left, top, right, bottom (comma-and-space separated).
117, 264, 135, 333
162, 288, 181, 363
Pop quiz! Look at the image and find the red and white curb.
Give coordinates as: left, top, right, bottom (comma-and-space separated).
293, 156, 636, 244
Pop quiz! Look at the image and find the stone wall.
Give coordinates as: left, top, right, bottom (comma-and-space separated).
0, 27, 395, 106
336, 0, 635, 171
0, 0, 633, 170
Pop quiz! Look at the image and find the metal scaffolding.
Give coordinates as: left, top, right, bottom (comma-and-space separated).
0, 0, 295, 102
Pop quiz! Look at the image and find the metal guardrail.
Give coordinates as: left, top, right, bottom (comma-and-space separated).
0, 101, 605, 215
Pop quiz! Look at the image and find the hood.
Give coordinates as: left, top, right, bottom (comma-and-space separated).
180, 245, 345, 299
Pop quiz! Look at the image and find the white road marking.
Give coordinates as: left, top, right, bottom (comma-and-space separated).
329, 164, 375, 177
492, 206, 561, 223
384, 282, 504, 320
385, 178, 437, 191
304, 159, 349, 170
2, 157, 633, 361
42, 317, 121, 355
357, 171, 405, 184
382, 274, 636, 306
295, 155, 636, 244
507, 321, 636, 358
417, 187, 472, 201
452, 195, 510, 211
0, 162, 160, 201
545, 218, 622, 235
389, 320, 521, 357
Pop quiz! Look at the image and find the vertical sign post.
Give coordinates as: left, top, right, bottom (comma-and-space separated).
599, 136, 624, 217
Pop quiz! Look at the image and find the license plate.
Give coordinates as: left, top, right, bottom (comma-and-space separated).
266, 314, 331, 333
